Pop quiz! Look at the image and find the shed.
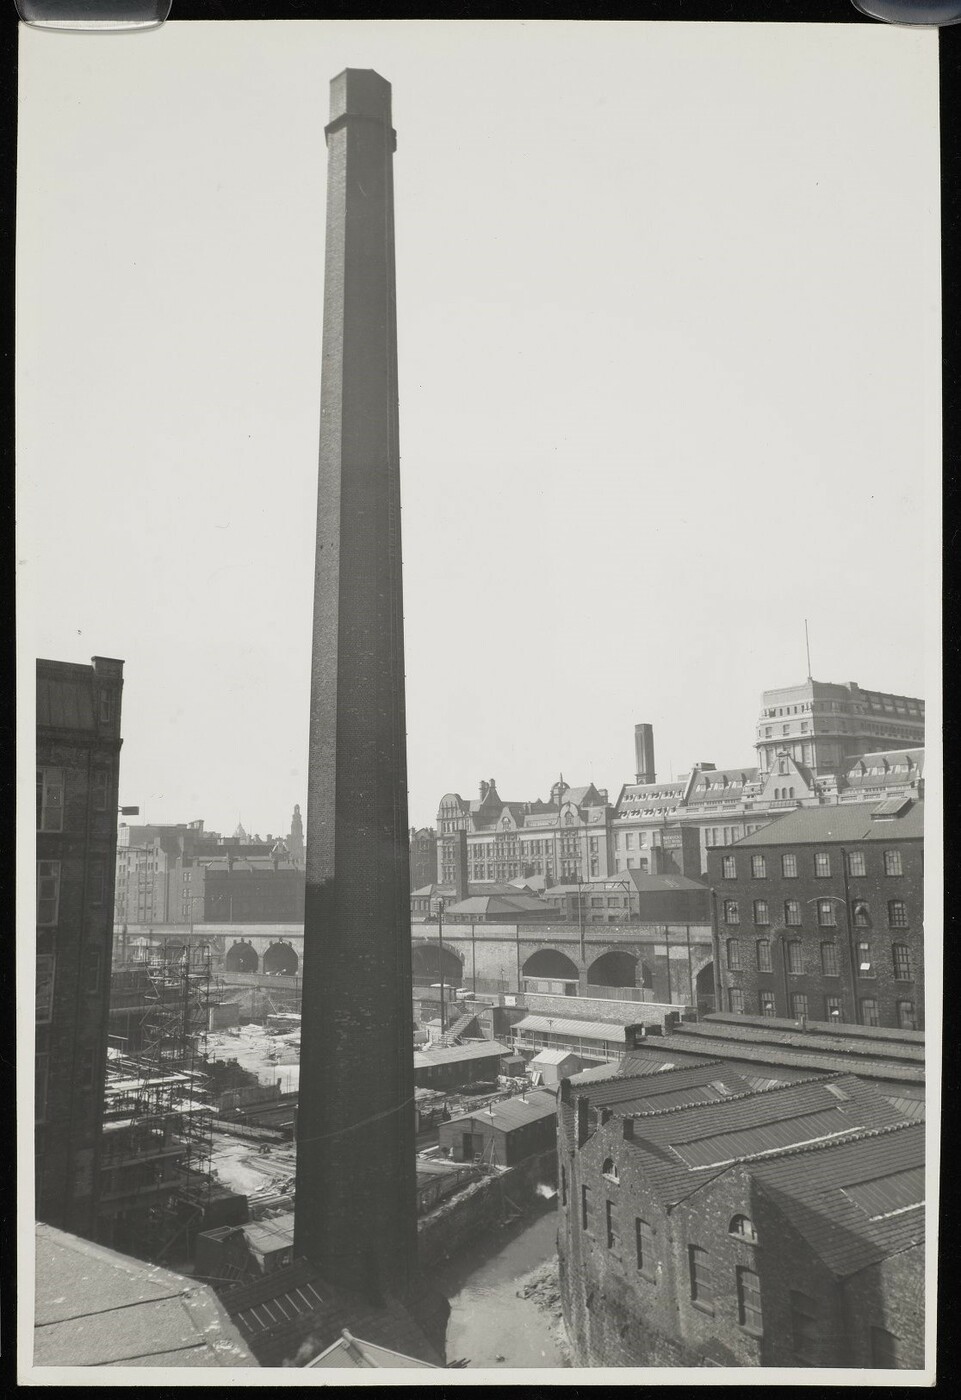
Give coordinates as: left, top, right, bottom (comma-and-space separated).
529, 1048, 582, 1086
413, 1040, 509, 1091
438, 1089, 558, 1168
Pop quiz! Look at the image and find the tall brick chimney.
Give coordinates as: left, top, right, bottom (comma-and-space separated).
634, 723, 656, 784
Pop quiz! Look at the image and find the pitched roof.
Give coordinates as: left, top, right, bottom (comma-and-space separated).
678, 1018, 925, 1065
222, 1259, 443, 1368
530, 1048, 581, 1066
732, 800, 923, 846
750, 1121, 924, 1276
610, 1076, 909, 1208
514, 1014, 633, 1043
444, 1089, 557, 1131
34, 1225, 257, 1368
307, 1331, 440, 1368
574, 1062, 753, 1112
413, 1040, 509, 1068
648, 1033, 925, 1085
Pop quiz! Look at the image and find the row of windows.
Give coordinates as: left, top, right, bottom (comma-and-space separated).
726, 936, 914, 980
723, 898, 912, 929
721, 850, 905, 880
37, 766, 112, 831
728, 987, 916, 1027
566, 1177, 911, 1363
36, 949, 102, 1021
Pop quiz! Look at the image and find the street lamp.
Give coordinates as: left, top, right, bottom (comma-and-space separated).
436, 896, 447, 1036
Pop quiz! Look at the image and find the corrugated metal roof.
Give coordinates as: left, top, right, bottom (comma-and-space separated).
530, 1049, 580, 1065
678, 1020, 925, 1064
413, 1040, 508, 1068
653, 1034, 925, 1084
731, 801, 923, 846
515, 1014, 631, 1042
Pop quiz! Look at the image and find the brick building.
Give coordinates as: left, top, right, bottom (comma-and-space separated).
557, 1067, 924, 1368
708, 800, 923, 1030
36, 656, 125, 1236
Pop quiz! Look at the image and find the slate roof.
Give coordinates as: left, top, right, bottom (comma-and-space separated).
732, 800, 923, 846
705, 1012, 925, 1048
570, 1051, 718, 1084
222, 1259, 444, 1368
614, 1075, 908, 1208
648, 1034, 925, 1085
750, 1121, 924, 1276
577, 1062, 754, 1112
443, 894, 547, 915
308, 1331, 440, 1368
34, 1225, 258, 1368
678, 1018, 925, 1065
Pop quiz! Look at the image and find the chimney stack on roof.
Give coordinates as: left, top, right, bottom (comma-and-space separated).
634, 723, 656, 785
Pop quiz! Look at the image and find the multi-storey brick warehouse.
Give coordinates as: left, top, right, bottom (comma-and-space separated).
708, 800, 923, 1030
557, 1065, 924, 1368
36, 656, 125, 1236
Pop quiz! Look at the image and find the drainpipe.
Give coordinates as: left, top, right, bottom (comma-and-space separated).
839, 848, 862, 1025
709, 890, 721, 1016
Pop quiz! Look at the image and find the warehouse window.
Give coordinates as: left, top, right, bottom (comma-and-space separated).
37, 768, 64, 833
688, 1247, 714, 1312
635, 1218, 655, 1279
884, 850, 903, 877
736, 1266, 763, 1334
756, 940, 772, 972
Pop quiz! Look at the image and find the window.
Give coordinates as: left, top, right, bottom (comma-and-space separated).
756, 940, 772, 973
736, 1266, 763, 1334
857, 941, 875, 976
814, 852, 831, 878
601, 1157, 619, 1183
791, 993, 809, 1019
581, 1185, 591, 1230
784, 899, 801, 926
729, 1214, 757, 1243
753, 900, 769, 926
37, 768, 64, 832
781, 853, 798, 878
760, 992, 776, 1017
36, 954, 55, 1023
688, 1246, 714, 1311
751, 855, 767, 879
606, 1200, 617, 1249
560, 1166, 567, 1206
820, 942, 840, 977
847, 851, 866, 877
99, 688, 113, 723
860, 998, 880, 1027
786, 940, 803, 974
852, 900, 871, 927
870, 1326, 901, 1369
897, 1000, 916, 1030
726, 938, 741, 971
84, 948, 102, 995
635, 1218, 655, 1279
884, 850, 903, 877
791, 1291, 818, 1364
724, 900, 739, 926
721, 855, 736, 879
89, 858, 106, 906
825, 995, 844, 1021
888, 900, 908, 929
728, 988, 745, 1013
36, 1051, 49, 1124
892, 943, 912, 980
92, 770, 109, 811
37, 861, 61, 927
817, 900, 837, 927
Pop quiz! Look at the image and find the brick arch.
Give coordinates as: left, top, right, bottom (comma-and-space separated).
263, 940, 299, 976
587, 950, 637, 989
225, 940, 259, 973
522, 948, 579, 980
411, 942, 463, 983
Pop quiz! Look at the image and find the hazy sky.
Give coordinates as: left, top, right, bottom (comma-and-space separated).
18, 20, 940, 834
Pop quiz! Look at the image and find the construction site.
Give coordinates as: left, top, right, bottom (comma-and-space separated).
101, 944, 554, 1283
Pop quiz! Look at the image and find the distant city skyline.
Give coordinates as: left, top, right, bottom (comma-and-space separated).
18, 22, 938, 835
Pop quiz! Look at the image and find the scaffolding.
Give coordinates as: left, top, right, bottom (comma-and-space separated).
100, 941, 217, 1263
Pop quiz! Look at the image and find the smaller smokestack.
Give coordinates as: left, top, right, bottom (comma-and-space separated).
479, 781, 489, 800
634, 723, 656, 784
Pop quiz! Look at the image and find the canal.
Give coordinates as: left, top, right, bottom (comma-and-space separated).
434, 1202, 570, 1369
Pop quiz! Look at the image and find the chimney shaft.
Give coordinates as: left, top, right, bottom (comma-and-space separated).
634, 723, 656, 784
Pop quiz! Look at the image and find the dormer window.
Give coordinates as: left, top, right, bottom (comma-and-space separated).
601, 1157, 620, 1183
729, 1214, 758, 1243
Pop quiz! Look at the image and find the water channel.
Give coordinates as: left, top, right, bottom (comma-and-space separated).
434, 1201, 570, 1369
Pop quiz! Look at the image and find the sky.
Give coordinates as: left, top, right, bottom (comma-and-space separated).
17, 20, 940, 835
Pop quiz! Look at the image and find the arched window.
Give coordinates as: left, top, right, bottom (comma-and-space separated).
601, 1157, 619, 1183
729, 1214, 758, 1243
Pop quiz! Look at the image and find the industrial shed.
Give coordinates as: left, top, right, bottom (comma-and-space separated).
438, 1089, 558, 1168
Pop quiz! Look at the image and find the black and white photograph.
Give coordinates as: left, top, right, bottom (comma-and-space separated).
17, 13, 940, 1383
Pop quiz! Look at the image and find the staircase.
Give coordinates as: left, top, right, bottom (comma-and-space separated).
439, 1013, 477, 1047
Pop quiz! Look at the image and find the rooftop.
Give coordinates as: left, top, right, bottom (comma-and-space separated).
515, 1013, 635, 1044
730, 799, 923, 847
444, 1089, 558, 1132
307, 1330, 440, 1369
34, 1224, 257, 1368
413, 1040, 509, 1069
